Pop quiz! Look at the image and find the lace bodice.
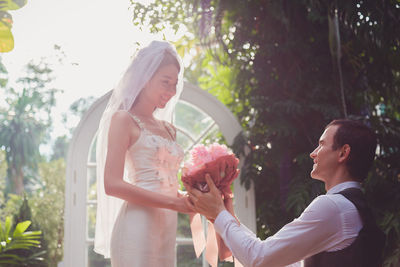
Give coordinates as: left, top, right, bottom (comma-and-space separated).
124, 113, 184, 191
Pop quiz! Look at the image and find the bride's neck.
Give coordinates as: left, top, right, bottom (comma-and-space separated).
130, 101, 155, 118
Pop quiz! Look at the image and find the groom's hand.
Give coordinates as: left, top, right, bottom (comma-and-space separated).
205, 154, 239, 185
186, 174, 226, 221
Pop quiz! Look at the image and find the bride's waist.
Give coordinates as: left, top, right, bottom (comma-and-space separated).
129, 169, 178, 181
134, 183, 178, 196
130, 175, 178, 193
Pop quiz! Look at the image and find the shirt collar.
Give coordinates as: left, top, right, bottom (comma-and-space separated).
326, 181, 362, 195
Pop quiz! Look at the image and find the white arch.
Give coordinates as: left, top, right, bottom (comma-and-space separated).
61, 82, 256, 266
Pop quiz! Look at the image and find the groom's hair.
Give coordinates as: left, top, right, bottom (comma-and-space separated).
326, 119, 377, 182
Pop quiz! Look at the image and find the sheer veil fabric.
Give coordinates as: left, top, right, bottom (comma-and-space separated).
94, 41, 184, 258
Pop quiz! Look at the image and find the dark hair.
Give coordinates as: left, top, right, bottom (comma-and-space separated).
326, 119, 377, 181
157, 50, 180, 72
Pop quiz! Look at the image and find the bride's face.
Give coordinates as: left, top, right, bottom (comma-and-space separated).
143, 64, 179, 109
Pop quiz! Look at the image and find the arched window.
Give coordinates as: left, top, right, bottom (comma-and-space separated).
60, 83, 256, 267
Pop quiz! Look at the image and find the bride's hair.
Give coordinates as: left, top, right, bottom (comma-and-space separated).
157, 50, 181, 73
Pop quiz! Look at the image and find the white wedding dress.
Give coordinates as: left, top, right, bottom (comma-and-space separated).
110, 113, 184, 267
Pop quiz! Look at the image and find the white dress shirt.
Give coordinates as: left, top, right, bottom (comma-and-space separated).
214, 181, 363, 267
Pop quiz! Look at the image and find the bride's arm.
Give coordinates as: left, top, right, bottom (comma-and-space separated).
104, 111, 193, 214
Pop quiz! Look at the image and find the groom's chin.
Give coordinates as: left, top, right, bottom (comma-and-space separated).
310, 173, 324, 182
310, 170, 318, 180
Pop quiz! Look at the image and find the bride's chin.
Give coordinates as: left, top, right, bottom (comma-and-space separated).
158, 102, 169, 109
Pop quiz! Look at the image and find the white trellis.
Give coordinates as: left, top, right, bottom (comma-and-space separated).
60, 82, 256, 267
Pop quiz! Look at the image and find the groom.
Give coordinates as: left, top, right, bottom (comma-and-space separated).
186, 119, 385, 267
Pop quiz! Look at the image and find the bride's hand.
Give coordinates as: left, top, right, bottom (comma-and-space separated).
174, 195, 195, 214
177, 190, 188, 198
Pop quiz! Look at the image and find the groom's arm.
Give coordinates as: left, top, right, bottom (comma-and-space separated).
213, 195, 347, 267
187, 175, 320, 267
214, 210, 303, 267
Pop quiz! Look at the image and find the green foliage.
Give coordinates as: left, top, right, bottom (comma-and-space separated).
0, 216, 43, 266
0, 193, 23, 223
11, 195, 47, 267
0, 159, 65, 267
67, 96, 96, 117
50, 135, 69, 161
131, 0, 400, 265
197, 52, 238, 106
28, 159, 65, 267
0, 0, 27, 52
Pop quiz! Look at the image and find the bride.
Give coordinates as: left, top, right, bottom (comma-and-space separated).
94, 41, 193, 266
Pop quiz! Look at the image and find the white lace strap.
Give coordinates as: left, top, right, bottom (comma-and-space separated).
126, 112, 145, 130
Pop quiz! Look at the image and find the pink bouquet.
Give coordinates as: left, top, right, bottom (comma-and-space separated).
182, 143, 240, 265
182, 143, 239, 199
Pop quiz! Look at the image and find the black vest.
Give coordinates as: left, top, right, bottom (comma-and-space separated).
304, 188, 385, 267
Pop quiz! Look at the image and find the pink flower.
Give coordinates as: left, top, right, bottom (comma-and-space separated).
209, 143, 230, 160
185, 143, 231, 176
191, 144, 212, 167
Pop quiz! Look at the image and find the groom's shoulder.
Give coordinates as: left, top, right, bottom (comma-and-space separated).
303, 194, 341, 215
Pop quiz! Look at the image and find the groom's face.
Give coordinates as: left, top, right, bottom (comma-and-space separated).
309, 125, 341, 182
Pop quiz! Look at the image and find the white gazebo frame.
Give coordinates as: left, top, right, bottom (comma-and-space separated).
60, 82, 256, 267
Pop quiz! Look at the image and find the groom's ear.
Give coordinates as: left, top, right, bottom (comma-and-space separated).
338, 144, 351, 163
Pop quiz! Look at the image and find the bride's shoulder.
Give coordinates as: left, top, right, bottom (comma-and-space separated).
109, 111, 140, 145
111, 110, 131, 122
110, 110, 139, 131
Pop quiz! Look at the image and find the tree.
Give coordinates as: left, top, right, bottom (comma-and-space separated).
50, 135, 68, 161
0, 58, 59, 194
130, 0, 400, 265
